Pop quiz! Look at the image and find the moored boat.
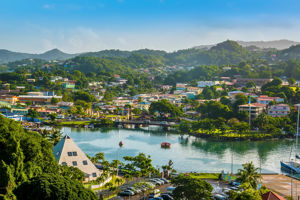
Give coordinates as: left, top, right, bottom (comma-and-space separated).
280, 160, 300, 173
161, 142, 171, 148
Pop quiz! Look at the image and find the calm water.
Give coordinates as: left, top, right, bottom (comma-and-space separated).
62, 126, 296, 173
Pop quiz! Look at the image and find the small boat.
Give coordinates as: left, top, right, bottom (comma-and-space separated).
161, 142, 171, 148
280, 160, 300, 173
119, 141, 123, 147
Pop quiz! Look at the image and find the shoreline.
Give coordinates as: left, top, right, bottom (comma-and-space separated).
46, 120, 294, 142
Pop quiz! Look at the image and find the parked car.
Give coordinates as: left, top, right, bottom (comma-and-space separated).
161, 193, 174, 200
149, 189, 161, 198
166, 186, 176, 194
118, 190, 134, 196
152, 178, 165, 185
214, 194, 228, 200
149, 197, 163, 200
160, 178, 169, 184
230, 181, 241, 186
150, 180, 162, 186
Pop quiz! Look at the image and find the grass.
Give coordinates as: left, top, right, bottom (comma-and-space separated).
91, 176, 126, 191
56, 120, 90, 126
194, 128, 274, 139
190, 173, 220, 180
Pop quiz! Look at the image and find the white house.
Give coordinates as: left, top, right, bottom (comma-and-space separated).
52, 135, 102, 182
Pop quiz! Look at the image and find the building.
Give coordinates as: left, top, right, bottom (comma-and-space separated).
176, 83, 187, 90
52, 135, 102, 182
257, 95, 284, 105
197, 81, 216, 88
236, 78, 273, 86
268, 104, 290, 117
261, 191, 285, 200
19, 92, 62, 105
239, 103, 267, 119
62, 81, 76, 89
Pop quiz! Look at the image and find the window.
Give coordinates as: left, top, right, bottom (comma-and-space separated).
72, 161, 77, 166
72, 152, 78, 156
83, 160, 88, 165
67, 152, 72, 156
92, 173, 97, 177
62, 162, 67, 166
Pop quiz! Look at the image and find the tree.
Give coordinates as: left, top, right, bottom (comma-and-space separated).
123, 153, 158, 177
228, 187, 262, 200
149, 99, 183, 118
171, 174, 213, 200
58, 165, 85, 182
0, 116, 57, 198
288, 77, 296, 86
26, 109, 39, 119
51, 97, 59, 105
236, 162, 261, 190
14, 173, 97, 200
197, 101, 232, 119
47, 113, 57, 122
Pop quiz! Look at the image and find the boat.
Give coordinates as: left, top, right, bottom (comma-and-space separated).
161, 142, 171, 148
280, 160, 300, 173
281, 104, 300, 174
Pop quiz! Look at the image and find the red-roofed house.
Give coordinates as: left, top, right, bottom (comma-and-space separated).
239, 103, 267, 119
261, 191, 286, 200
257, 95, 284, 105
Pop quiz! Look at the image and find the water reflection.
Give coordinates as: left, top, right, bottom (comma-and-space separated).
63, 127, 295, 173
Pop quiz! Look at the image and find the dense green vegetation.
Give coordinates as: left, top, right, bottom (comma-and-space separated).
0, 116, 96, 199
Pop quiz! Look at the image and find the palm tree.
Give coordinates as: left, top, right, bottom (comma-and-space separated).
115, 177, 123, 186
236, 162, 261, 189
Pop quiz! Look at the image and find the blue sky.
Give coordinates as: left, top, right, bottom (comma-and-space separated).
0, 0, 300, 53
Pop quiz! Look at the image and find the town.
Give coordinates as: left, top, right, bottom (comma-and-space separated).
2, 0, 300, 199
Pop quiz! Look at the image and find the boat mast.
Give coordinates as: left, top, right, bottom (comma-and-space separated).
296, 105, 300, 148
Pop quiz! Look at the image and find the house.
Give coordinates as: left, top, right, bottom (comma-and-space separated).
239, 103, 267, 119
236, 78, 273, 87
26, 79, 36, 83
257, 95, 284, 105
176, 83, 187, 90
0, 95, 19, 104
19, 92, 62, 105
261, 191, 285, 200
62, 80, 76, 89
186, 87, 202, 94
52, 135, 102, 182
197, 81, 215, 88
268, 104, 290, 117
161, 85, 172, 90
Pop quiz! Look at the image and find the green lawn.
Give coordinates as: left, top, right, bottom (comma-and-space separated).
56, 121, 90, 126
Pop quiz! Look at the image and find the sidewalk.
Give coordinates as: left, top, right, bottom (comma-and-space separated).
262, 174, 300, 199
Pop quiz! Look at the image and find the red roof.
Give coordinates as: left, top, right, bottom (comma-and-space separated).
261, 191, 286, 200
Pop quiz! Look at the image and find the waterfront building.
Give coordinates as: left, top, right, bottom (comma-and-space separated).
268, 104, 290, 117
239, 103, 267, 119
53, 135, 102, 182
